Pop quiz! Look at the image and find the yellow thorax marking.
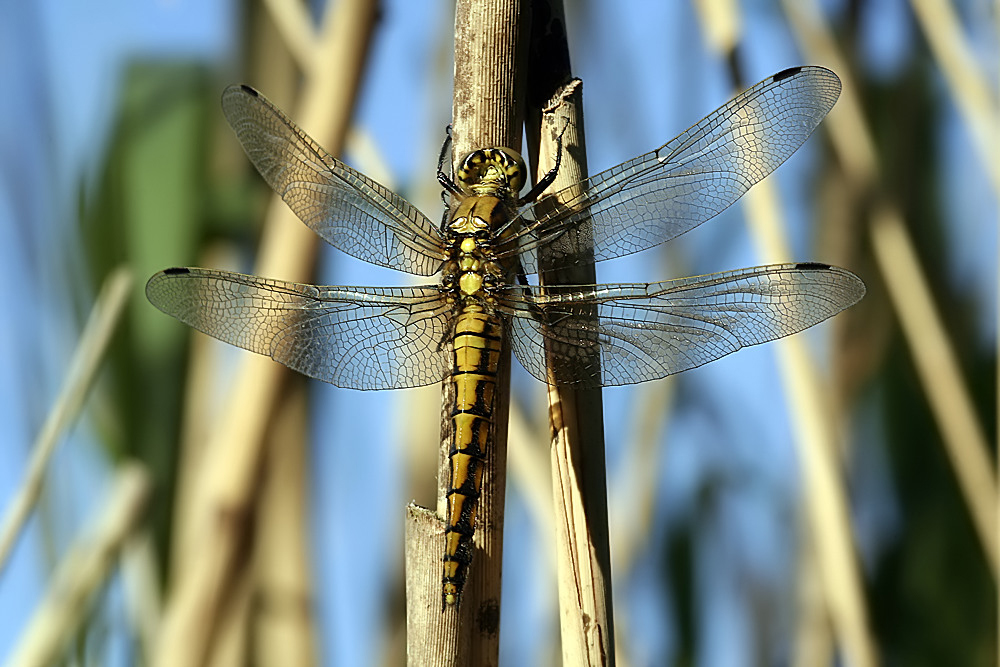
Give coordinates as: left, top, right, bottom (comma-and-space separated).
449, 196, 496, 235
450, 217, 485, 235
459, 272, 483, 295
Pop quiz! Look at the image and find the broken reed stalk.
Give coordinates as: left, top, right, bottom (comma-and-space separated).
536, 85, 615, 666
405, 0, 527, 665
523, 1, 614, 663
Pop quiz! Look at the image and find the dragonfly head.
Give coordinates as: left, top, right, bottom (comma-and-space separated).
455, 147, 526, 197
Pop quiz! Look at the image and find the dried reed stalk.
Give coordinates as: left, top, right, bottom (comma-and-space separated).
152, 2, 378, 665
0, 267, 131, 575
523, 1, 614, 659
694, 2, 879, 666
9, 463, 151, 667
405, 1, 527, 664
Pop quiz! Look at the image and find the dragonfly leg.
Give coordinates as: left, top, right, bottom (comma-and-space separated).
437, 125, 464, 196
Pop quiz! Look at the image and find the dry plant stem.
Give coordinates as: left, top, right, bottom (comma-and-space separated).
524, 3, 614, 663
694, 3, 878, 664
8, 463, 151, 667
450, 0, 527, 155
782, 0, 999, 578
151, 3, 378, 666
405, 1, 525, 665
793, 528, 835, 667
743, 184, 880, 667
171, 245, 239, 582
172, 0, 300, 621
613, 381, 673, 576
908, 0, 1000, 193
121, 531, 162, 664
254, 381, 318, 667
0, 267, 131, 576
692, 0, 740, 54
207, 565, 252, 667
247, 9, 318, 666
260, 0, 316, 70
534, 81, 615, 667
870, 201, 998, 561
405, 505, 461, 664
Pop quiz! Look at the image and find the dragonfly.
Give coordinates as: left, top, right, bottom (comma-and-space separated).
146, 65, 865, 606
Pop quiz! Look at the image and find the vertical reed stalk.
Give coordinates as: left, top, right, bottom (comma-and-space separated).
524, 1, 614, 663
152, 3, 378, 664
405, 1, 527, 665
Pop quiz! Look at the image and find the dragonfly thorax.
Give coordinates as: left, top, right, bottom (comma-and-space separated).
444, 155, 520, 306
455, 147, 526, 197
442, 234, 503, 302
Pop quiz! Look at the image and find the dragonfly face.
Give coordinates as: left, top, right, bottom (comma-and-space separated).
453, 147, 527, 197
146, 67, 866, 605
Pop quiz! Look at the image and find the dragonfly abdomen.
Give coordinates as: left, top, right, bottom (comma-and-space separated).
442, 304, 503, 606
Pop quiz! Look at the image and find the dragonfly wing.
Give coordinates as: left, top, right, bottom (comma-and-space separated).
500, 263, 865, 387
500, 67, 841, 273
146, 267, 452, 390
222, 85, 446, 276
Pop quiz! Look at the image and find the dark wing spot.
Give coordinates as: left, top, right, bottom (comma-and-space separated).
773, 67, 803, 83
163, 267, 191, 275
239, 84, 259, 97
794, 262, 831, 271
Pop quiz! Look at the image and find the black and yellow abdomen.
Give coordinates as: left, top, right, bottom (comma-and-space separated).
439, 146, 523, 606
441, 303, 503, 606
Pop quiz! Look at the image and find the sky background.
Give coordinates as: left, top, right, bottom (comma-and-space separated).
0, 0, 996, 665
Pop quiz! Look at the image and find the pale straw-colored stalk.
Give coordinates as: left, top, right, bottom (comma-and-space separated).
0, 267, 132, 575
7, 463, 151, 667
785, 0, 998, 579
532, 74, 616, 667
695, 2, 880, 666
908, 0, 1000, 193
151, 3, 378, 665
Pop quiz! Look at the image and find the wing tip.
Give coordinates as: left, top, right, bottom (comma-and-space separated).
771, 66, 841, 95
220, 84, 261, 111
793, 262, 867, 305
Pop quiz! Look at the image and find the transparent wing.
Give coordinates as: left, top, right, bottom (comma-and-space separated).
222, 85, 446, 276
498, 67, 842, 273
499, 263, 865, 387
146, 267, 453, 390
